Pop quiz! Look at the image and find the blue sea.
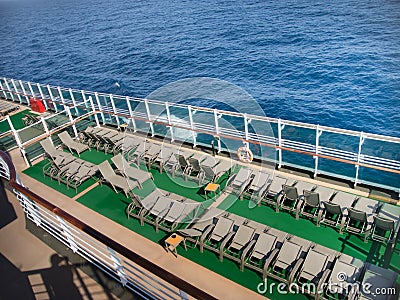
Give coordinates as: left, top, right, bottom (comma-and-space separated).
0, 0, 399, 137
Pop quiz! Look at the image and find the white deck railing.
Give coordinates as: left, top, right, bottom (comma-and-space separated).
0, 77, 399, 193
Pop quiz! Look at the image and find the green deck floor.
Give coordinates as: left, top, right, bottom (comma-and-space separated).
23, 148, 400, 298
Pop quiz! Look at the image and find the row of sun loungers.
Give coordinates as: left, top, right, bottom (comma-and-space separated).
179, 208, 398, 299
40, 139, 97, 192
0, 100, 19, 117
225, 166, 400, 245
126, 189, 203, 232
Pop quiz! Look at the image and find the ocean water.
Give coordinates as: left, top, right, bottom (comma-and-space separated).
0, 0, 399, 137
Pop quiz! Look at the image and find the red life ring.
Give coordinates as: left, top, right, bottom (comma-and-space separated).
237, 147, 253, 163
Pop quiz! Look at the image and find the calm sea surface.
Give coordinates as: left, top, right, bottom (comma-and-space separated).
0, 0, 399, 137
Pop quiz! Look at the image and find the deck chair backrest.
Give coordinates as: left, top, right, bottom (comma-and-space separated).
252, 233, 278, 257
213, 218, 234, 238
98, 161, 115, 181
175, 154, 188, 168
232, 225, 255, 246
235, 168, 252, 184
348, 208, 367, 223
304, 190, 320, 207
40, 139, 57, 158
201, 165, 215, 179
282, 185, 298, 201
275, 240, 302, 269
323, 201, 342, 215
188, 157, 201, 172
374, 216, 394, 231
111, 154, 124, 171
59, 131, 73, 144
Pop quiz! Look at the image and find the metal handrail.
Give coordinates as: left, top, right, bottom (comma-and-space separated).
0, 151, 217, 300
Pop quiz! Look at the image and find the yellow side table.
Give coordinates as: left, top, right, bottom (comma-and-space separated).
204, 183, 220, 200
165, 233, 184, 257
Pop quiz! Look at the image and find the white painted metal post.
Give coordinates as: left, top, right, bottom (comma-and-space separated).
0, 80, 8, 99
27, 81, 35, 97
6, 116, 30, 166
40, 116, 50, 138
108, 247, 128, 286
66, 106, 79, 138
88, 96, 100, 127
243, 114, 250, 149
37, 83, 49, 110
355, 132, 365, 186
17, 192, 41, 226
22, 80, 32, 103
109, 94, 120, 127
2, 78, 15, 102
277, 119, 284, 168
125, 96, 136, 132
47, 85, 58, 112
94, 92, 106, 124
165, 102, 174, 141
10, 79, 23, 103
69, 88, 79, 116
213, 109, 221, 153
81, 90, 89, 110
314, 125, 322, 178
187, 106, 197, 147
57, 86, 68, 111
57, 216, 78, 253
144, 99, 154, 137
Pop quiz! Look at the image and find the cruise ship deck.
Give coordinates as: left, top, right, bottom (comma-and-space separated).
0, 78, 399, 299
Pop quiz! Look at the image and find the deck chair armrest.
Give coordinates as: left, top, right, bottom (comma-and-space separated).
240, 239, 256, 270
263, 248, 280, 280
295, 199, 305, 220
288, 257, 304, 285
199, 224, 215, 253
219, 231, 235, 261
317, 269, 331, 293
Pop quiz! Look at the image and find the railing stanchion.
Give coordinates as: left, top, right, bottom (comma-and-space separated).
6, 115, 30, 166
95, 92, 106, 124
66, 106, 79, 138
188, 106, 196, 147
355, 132, 365, 186
0, 79, 8, 99
88, 96, 100, 127
5, 79, 17, 103
110, 94, 120, 127
165, 102, 174, 141
108, 247, 128, 286
57, 216, 78, 253
69, 88, 79, 116
144, 98, 154, 137
314, 125, 322, 178
37, 83, 49, 110
126, 96, 136, 132
277, 119, 284, 168
214, 109, 221, 153
47, 85, 58, 112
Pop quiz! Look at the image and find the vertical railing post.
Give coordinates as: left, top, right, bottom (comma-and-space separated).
69, 88, 79, 116
144, 99, 154, 137
66, 106, 79, 138
187, 106, 197, 147
37, 83, 49, 110
17, 192, 41, 226
88, 96, 100, 127
57, 216, 78, 253
109, 94, 120, 127
10, 79, 22, 103
314, 125, 322, 178
213, 109, 221, 153
57, 86, 68, 111
243, 114, 250, 149
40, 116, 50, 138
6, 115, 30, 166
165, 102, 174, 141
3, 78, 15, 101
355, 132, 365, 186
108, 247, 128, 286
27, 81, 36, 99
18, 80, 29, 103
277, 119, 284, 168
81, 90, 89, 110
94, 92, 106, 124
47, 85, 58, 112
0, 80, 8, 99
125, 96, 136, 132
